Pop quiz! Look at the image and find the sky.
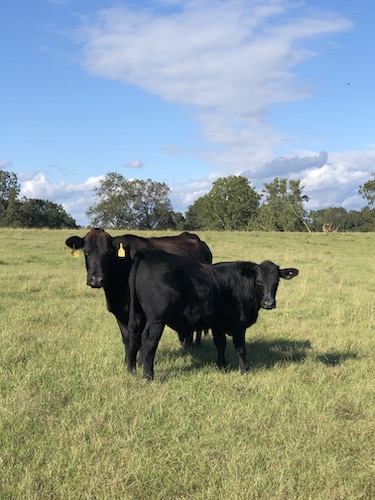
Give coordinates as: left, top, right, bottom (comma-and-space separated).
1, 0, 375, 227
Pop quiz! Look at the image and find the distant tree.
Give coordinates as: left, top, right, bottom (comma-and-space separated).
185, 176, 260, 230
184, 195, 214, 230
0, 170, 77, 228
308, 205, 375, 232
355, 207, 375, 231
0, 170, 20, 201
131, 178, 175, 230
0, 170, 20, 225
258, 178, 308, 231
308, 207, 348, 232
86, 172, 133, 228
15, 199, 78, 228
168, 211, 186, 231
86, 172, 177, 230
359, 172, 375, 209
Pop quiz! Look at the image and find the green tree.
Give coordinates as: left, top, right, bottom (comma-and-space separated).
86, 172, 177, 230
185, 196, 212, 230
0, 170, 20, 201
86, 172, 134, 228
0, 170, 20, 225
308, 207, 347, 232
170, 211, 186, 231
0, 170, 77, 228
185, 176, 260, 230
258, 178, 308, 231
16, 199, 78, 228
131, 178, 175, 230
355, 207, 375, 231
359, 172, 375, 209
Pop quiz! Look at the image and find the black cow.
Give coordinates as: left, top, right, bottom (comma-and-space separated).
128, 250, 298, 380
65, 228, 212, 363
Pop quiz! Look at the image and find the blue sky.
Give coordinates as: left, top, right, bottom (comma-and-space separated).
1, 0, 374, 226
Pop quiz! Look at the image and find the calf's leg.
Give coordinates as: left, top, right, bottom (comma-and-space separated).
232, 330, 249, 373
212, 330, 227, 369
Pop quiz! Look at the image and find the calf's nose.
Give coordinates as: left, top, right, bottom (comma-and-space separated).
261, 297, 276, 309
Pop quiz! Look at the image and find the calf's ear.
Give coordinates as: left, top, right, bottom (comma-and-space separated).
280, 268, 299, 280
65, 236, 84, 249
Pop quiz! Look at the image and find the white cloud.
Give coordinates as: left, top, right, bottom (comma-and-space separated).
77, 1, 352, 166
221, 148, 375, 212
20, 173, 103, 226
251, 151, 329, 178
123, 159, 145, 169
300, 150, 375, 210
0, 159, 13, 170
12, 2, 365, 222
169, 172, 221, 212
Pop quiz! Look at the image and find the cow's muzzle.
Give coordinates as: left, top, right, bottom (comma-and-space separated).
87, 275, 105, 288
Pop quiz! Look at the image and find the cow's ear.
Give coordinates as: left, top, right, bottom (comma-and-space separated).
280, 268, 299, 280
65, 236, 84, 250
112, 236, 128, 258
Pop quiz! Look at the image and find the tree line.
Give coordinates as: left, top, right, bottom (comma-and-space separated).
2, 168, 375, 231
85, 171, 375, 232
0, 171, 77, 229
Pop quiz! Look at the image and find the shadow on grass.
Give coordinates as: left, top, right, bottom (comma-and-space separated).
161, 337, 360, 376
160, 337, 313, 375
248, 339, 312, 368
316, 351, 359, 366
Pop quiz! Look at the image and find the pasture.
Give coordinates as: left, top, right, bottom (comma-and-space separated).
1, 228, 375, 499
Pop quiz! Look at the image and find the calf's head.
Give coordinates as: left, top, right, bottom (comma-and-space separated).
65, 228, 129, 288
256, 261, 298, 309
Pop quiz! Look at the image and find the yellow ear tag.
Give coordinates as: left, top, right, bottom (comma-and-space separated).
118, 243, 126, 258
70, 245, 80, 258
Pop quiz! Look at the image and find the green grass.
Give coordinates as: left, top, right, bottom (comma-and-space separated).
1, 229, 375, 499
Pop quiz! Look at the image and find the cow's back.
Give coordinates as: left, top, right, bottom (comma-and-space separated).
148, 232, 212, 264
119, 232, 212, 263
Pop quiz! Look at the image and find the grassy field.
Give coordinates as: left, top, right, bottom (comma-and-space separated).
1, 228, 375, 499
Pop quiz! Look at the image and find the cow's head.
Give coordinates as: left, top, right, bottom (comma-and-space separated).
256, 261, 298, 309
65, 228, 131, 288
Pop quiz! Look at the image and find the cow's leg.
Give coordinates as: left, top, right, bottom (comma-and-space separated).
116, 319, 143, 369
127, 331, 142, 373
212, 329, 227, 369
195, 328, 209, 347
184, 330, 194, 347
177, 330, 186, 344
232, 329, 249, 373
142, 322, 164, 381
116, 319, 130, 365
177, 329, 193, 347
137, 344, 144, 367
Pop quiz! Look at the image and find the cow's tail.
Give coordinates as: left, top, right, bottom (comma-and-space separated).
128, 250, 146, 335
